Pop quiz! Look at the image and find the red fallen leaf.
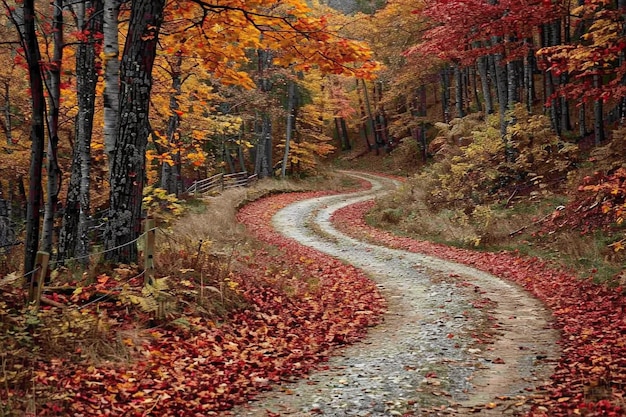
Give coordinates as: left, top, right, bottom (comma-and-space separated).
425, 372, 437, 378
330, 192, 626, 417
492, 357, 505, 364
446, 333, 454, 339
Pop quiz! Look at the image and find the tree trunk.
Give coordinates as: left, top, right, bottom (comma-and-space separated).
58, 0, 103, 266
255, 49, 273, 178
593, 74, 605, 145
2, 81, 13, 145
470, 65, 481, 113
507, 59, 520, 106
440, 66, 451, 123
579, 103, 586, 139
524, 44, 536, 112
281, 79, 297, 179
19, 0, 46, 279
104, 0, 166, 264
103, 0, 120, 166
476, 47, 493, 114
454, 65, 465, 118
493, 48, 508, 136
41, 0, 63, 254
254, 113, 272, 178
619, 0, 626, 124
356, 79, 372, 151
160, 53, 183, 195
339, 117, 351, 150
361, 79, 380, 153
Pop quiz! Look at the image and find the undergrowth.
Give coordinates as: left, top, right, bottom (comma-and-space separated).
369, 108, 626, 283
0, 171, 356, 415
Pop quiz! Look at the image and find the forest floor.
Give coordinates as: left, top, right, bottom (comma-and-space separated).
228, 172, 559, 416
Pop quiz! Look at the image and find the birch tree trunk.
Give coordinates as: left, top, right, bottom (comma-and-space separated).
41, 0, 63, 254
493, 48, 508, 137
103, 0, 120, 166
356, 79, 372, 151
255, 49, 273, 178
57, 0, 103, 265
281, 79, 297, 179
104, 0, 166, 263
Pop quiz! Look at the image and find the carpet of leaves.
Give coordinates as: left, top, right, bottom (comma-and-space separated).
332, 200, 626, 417
537, 169, 626, 238
9, 189, 385, 416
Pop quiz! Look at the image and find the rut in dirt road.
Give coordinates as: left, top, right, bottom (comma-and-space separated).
227, 172, 559, 417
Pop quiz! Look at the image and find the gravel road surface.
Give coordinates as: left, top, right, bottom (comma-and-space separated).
226, 172, 559, 417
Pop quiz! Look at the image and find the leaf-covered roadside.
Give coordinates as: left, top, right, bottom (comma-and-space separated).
332, 200, 626, 417
2, 189, 384, 416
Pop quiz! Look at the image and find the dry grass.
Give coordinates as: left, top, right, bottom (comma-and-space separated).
369, 174, 626, 282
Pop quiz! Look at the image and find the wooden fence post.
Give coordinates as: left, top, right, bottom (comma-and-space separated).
28, 251, 50, 307
143, 218, 156, 285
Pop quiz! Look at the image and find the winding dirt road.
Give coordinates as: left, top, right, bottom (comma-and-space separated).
226, 172, 559, 416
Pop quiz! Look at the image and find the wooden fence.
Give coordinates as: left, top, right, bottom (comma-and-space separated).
185, 171, 258, 196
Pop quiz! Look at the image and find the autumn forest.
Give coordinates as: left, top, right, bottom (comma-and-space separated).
2, 0, 626, 415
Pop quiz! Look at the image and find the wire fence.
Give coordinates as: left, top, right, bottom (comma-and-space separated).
15, 218, 159, 310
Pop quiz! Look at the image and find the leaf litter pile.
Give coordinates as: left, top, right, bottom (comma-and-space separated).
331, 199, 626, 417
6, 177, 626, 416
5, 190, 385, 416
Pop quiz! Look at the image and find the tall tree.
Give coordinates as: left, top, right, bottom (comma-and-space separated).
7, 0, 47, 279
103, 0, 379, 263
281, 77, 297, 179
103, 0, 120, 165
254, 48, 274, 179
159, 52, 184, 195
41, 0, 64, 254
58, 0, 104, 265
104, 0, 166, 263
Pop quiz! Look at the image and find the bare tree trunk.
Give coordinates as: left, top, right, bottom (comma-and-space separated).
58, 0, 103, 265
454, 64, 465, 118
579, 103, 587, 139
593, 74, 605, 145
41, 0, 63, 254
255, 49, 273, 178
160, 53, 183, 195
281, 79, 296, 179
1, 81, 13, 145
524, 43, 536, 112
440, 66, 451, 123
16, 0, 46, 279
103, 0, 120, 166
104, 0, 165, 263
339, 117, 351, 150
356, 79, 372, 151
493, 48, 508, 136
361, 79, 380, 153
507, 59, 520, 106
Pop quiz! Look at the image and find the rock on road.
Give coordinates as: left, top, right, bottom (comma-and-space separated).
225, 172, 559, 417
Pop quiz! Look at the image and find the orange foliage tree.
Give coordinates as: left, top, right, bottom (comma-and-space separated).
103, 0, 380, 263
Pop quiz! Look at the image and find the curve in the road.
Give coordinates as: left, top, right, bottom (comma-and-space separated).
228, 172, 559, 417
